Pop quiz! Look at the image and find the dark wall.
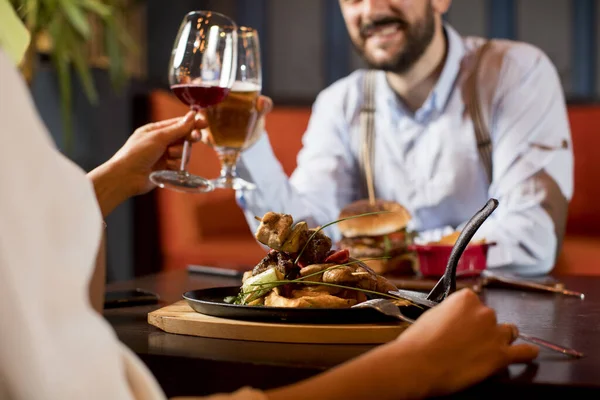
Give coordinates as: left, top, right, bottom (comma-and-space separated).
146, 0, 233, 88
30, 59, 138, 282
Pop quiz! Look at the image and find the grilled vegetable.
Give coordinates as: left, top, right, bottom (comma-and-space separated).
281, 221, 309, 253
240, 267, 283, 304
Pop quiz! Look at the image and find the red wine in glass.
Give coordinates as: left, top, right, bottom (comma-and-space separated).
149, 10, 238, 193
170, 84, 231, 109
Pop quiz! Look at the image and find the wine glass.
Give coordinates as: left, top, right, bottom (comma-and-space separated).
204, 26, 262, 191
150, 11, 238, 193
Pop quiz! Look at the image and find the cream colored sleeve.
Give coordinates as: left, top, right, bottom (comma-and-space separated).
120, 344, 168, 400
122, 340, 269, 400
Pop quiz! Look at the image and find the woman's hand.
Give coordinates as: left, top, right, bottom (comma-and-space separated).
390, 288, 539, 397
88, 111, 207, 217
266, 289, 538, 400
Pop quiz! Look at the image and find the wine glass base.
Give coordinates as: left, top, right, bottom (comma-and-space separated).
210, 176, 256, 191
150, 170, 214, 193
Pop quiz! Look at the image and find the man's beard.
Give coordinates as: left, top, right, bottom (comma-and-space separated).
356, 4, 435, 74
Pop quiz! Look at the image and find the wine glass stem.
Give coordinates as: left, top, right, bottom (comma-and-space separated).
179, 140, 191, 173
216, 148, 241, 183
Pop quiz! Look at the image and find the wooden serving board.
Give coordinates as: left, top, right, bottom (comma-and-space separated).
148, 301, 408, 344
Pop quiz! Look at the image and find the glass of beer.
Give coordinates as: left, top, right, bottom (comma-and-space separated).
205, 26, 262, 190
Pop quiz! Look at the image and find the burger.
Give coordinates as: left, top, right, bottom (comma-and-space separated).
336, 199, 414, 275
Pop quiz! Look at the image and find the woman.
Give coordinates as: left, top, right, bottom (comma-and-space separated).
0, 10, 537, 399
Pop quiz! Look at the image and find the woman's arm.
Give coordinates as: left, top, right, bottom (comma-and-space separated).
86, 111, 206, 313
266, 289, 537, 400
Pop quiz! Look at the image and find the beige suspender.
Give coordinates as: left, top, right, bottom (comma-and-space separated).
359, 70, 377, 204
467, 40, 495, 184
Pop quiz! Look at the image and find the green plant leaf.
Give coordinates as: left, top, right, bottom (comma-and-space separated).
50, 16, 74, 154
104, 14, 126, 89
61, 19, 98, 105
114, 16, 138, 55
58, 0, 90, 38
71, 42, 98, 104
80, 0, 111, 18
59, 20, 98, 104
8, 0, 137, 155
15, 0, 39, 31
9, 0, 25, 16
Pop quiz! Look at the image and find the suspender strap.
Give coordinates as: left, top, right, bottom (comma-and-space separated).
359, 70, 377, 202
468, 40, 494, 184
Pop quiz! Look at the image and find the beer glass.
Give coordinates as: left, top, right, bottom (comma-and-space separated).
150, 11, 237, 193
205, 26, 262, 190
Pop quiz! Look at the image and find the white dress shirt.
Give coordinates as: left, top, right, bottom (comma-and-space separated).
237, 24, 573, 276
0, 49, 266, 400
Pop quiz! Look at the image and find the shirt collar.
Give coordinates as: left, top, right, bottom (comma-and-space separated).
379, 23, 465, 120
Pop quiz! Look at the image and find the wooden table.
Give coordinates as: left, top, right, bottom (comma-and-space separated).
105, 270, 600, 398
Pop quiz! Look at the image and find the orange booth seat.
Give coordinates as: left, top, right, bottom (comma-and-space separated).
554, 105, 600, 275
148, 90, 600, 276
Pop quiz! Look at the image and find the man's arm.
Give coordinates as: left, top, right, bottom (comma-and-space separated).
236, 82, 359, 238
469, 45, 573, 275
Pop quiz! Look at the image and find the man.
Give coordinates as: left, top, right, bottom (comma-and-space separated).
235, 0, 573, 276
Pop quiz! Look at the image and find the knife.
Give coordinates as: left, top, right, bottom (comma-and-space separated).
480, 270, 585, 299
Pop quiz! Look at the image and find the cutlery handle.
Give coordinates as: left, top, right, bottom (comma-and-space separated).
518, 333, 584, 358
428, 199, 499, 302
483, 271, 585, 299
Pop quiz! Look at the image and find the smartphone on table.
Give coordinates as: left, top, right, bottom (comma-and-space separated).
104, 288, 160, 309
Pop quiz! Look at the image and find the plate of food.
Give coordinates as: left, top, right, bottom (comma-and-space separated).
183, 211, 421, 324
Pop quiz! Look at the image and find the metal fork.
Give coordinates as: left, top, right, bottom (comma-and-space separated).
352, 298, 415, 324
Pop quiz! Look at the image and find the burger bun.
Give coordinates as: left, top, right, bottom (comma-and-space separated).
337, 199, 411, 237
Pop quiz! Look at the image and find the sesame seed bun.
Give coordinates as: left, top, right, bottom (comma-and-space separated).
337, 199, 411, 238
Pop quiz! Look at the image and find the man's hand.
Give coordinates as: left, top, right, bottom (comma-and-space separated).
199, 95, 273, 148
88, 111, 207, 217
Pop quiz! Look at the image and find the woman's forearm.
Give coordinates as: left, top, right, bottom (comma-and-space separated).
265, 339, 435, 400
88, 161, 132, 218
